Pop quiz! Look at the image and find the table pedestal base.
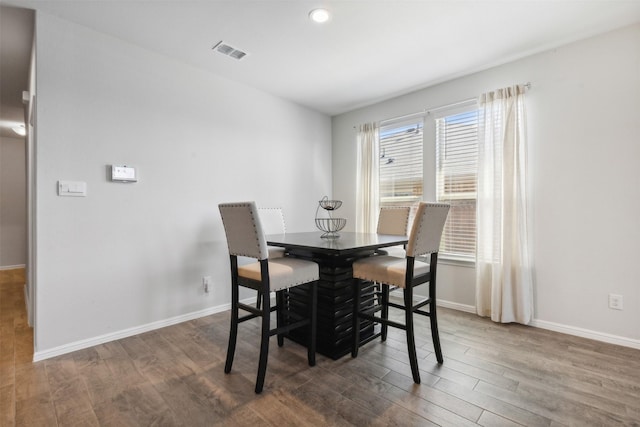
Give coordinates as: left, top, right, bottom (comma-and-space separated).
286, 255, 376, 360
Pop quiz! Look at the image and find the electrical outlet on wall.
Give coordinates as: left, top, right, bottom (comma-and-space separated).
203, 276, 212, 294
608, 293, 623, 310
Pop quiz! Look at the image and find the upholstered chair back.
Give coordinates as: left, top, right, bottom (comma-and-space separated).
377, 207, 411, 236
219, 202, 269, 260
406, 203, 450, 258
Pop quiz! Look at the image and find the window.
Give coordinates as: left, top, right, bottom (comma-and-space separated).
436, 109, 479, 258
377, 108, 478, 260
379, 119, 424, 208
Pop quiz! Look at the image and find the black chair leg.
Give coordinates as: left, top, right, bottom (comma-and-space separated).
256, 289, 262, 309
429, 281, 443, 364
224, 280, 239, 374
351, 279, 362, 358
255, 283, 271, 394
381, 284, 389, 341
404, 286, 421, 384
308, 282, 317, 366
276, 290, 285, 347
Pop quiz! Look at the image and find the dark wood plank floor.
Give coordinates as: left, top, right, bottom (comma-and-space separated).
2, 267, 639, 426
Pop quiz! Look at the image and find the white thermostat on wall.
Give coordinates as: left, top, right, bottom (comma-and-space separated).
111, 165, 137, 182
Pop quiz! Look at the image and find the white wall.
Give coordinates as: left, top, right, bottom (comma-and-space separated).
0, 135, 27, 267
34, 13, 332, 356
333, 24, 640, 344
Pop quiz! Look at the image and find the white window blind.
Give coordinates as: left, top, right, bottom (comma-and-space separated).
379, 119, 424, 208
436, 109, 479, 257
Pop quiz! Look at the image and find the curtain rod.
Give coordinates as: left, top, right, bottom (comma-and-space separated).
379, 110, 426, 126
425, 97, 476, 115
427, 82, 531, 115
354, 82, 531, 129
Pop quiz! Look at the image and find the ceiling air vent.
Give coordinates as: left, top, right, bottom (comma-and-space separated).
212, 41, 248, 60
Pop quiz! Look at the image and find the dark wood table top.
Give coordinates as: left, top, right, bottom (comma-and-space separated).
266, 231, 407, 257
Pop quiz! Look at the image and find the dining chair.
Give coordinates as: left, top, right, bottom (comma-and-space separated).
373, 206, 412, 324
377, 206, 411, 235
255, 207, 287, 309
219, 201, 319, 393
376, 206, 411, 257
258, 207, 287, 259
351, 202, 450, 384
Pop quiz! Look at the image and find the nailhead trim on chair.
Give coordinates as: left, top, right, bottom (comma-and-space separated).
406, 203, 450, 258
377, 206, 411, 236
219, 202, 268, 260
219, 201, 319, 394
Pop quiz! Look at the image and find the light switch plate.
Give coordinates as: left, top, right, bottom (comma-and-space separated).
111, 165, 137, 182
58, 180, 87, 197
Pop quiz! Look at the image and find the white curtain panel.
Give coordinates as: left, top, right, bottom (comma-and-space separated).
476, 85, 533, 324
356, 123, 380, 233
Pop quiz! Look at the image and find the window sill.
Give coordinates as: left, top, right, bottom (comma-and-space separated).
438, 254, 475, 268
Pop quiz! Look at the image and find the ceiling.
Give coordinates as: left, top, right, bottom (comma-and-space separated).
1, 0, 639, 137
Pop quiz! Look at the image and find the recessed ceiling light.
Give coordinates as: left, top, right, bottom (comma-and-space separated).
309, 8, 330, 23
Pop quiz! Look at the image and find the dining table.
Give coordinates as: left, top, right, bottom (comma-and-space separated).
266, 231, 408, 359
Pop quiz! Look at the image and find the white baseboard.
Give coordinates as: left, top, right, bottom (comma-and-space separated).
529, 318, 640, 350
393, 290, 640, 350
437, 299, 476, 313
391, 289, 476, 314
0, 264, 26, 271
440, 301, 640, 350
33, 298, 252, 362
32, 295, 639, 362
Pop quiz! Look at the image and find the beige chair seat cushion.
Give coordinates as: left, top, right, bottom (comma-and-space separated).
239, 257, 319, 291
353, 255, 430, 288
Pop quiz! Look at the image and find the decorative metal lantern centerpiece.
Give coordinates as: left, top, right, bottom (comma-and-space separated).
315, 196, 347, 238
